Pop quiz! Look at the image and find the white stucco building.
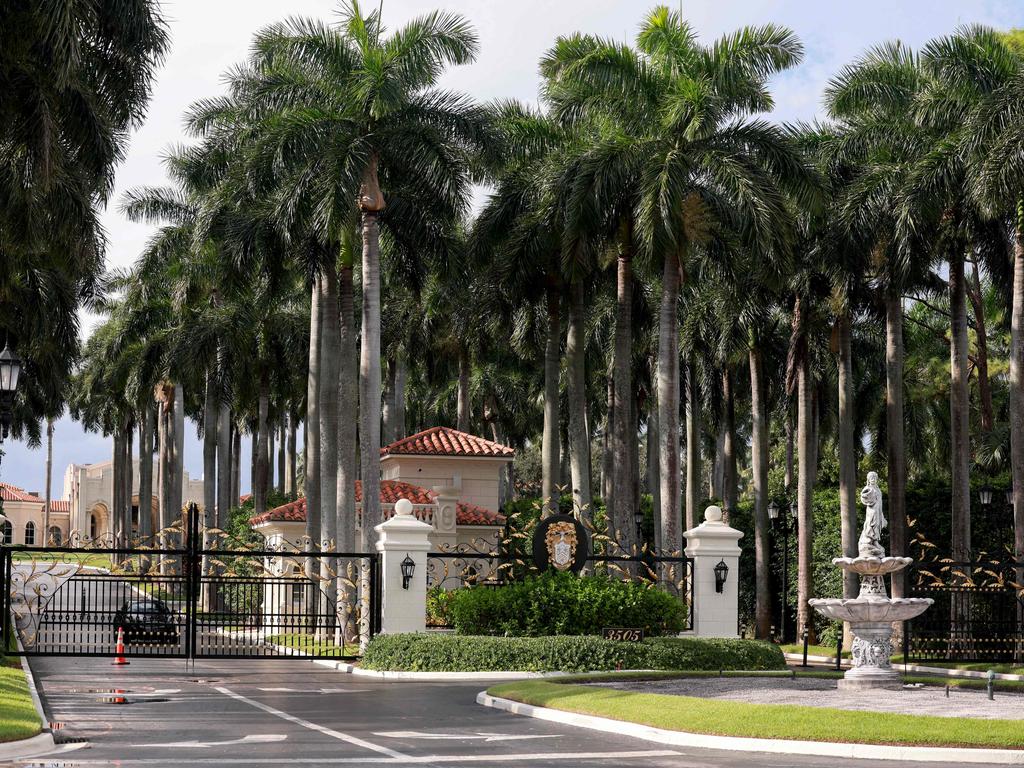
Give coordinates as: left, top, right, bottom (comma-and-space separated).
61, 459, 203, 542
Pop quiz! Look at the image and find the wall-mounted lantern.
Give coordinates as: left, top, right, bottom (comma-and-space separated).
979, 484, 993, 506
714, 559, 729, 593
400, 554, 415, 590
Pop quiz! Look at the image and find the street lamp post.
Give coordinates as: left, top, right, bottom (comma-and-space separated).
769, 498, 798, 643
0, 342, 22, 465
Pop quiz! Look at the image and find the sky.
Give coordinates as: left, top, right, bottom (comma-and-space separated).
4, 0, 1024, 499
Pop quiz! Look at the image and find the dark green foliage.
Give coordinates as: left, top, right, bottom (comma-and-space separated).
447, 571, 686, 637
427, 584, 456, 627
362, 633, 786, 672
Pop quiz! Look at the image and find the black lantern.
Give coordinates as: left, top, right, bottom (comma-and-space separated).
400, 554, 415, 590
979, 484, 994, 506
634, 508, 644, 538
789, 502, 798, 519
0, 343, 21, 440
767, 500, 779, 520
714, 559, 729, 593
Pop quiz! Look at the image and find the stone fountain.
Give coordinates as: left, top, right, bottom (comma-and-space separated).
809, 471, 933, 690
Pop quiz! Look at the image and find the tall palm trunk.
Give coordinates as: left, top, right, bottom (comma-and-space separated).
319, 262, 341, 637
138, 403, 154, 572
305, 274, 323, 609
684, 354, 701, 532
1011, 204, 1024, 570
157, 396, 170, 569
566, 281, 592, 517
457, 350, 471, 433
749, 347, 771, 638
658, 248, 682, 557
112, 429, 123, 547
320, 264, 340, 548
230, 424, 240, 509
394, 355, 406, 440
172, 384, 185, 523
202, 374, 218, 610
277, 418, 286, 494
968, 264, 994, 432
541, 282, 561, 516
602, 371, 614, 505
721, 366, 737, 519
837, 312, 858, 602
359, 156, 384, 555
286, 412, 297, 497
255, 371, 270, 518
885, 293, 907, 598
267, 426, 275, 492
612, 229, 635, 551
43, 417, 53, 542
795, 303, 815, 644
216, 403, 231, 531
949, 251, 972, 562
338, 263, 358, 640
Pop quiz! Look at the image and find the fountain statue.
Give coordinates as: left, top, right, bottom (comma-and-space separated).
809, 471, 933, 690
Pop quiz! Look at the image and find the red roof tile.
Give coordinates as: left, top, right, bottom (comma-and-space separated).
381, 427, 514, 458
0, 483, 43, 503
250, 479, 504, 528
48, 500, 70, 513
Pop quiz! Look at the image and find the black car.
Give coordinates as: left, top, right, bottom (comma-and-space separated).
113, 599, 179, 645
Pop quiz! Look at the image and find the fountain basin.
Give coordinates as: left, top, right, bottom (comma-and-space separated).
809, 597, 933, 624
831, 556, 913, 576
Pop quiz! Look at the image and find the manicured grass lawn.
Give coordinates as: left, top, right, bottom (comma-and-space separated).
11, 552, 112, 569
779, 643, 851, 658
488, 679, 1024, 748
0, 661, 42, 743
266, 633, 359, 657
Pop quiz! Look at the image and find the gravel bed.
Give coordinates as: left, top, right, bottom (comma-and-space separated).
591, 676, 1024, 720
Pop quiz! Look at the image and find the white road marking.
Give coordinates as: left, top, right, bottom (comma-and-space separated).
131, 734, 286, 748
213, 685, 409, 760
374, 730, 561, 743
257, 686, 367, 694
58, 750, 681, 764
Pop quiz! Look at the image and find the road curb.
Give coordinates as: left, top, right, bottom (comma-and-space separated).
477, 691, 1024, 764
783, 652, 1024, 681
0, 638, 57, 760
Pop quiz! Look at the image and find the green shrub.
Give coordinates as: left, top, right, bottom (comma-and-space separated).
362, 633, 785, 672
447, 571, 686, 637
427, 584, 456, 627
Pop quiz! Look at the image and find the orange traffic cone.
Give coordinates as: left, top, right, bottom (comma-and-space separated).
112, 627, 130, 666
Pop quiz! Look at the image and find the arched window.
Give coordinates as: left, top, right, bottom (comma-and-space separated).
48, 526, 62, 546
24, 521, 35, 546
89, 513, 98, 541
1, 520, 11, 545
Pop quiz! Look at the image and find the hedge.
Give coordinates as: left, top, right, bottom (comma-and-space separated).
361, 633, 786, 673
447, 571, 686, 637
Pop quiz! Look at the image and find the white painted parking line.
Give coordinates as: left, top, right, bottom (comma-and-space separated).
131, 734, 287, 748
213, 685, 410, 760
257, 686, 368, 693
375, 730, 561, 743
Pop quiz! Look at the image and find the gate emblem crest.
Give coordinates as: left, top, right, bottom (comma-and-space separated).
532, 513, 589, 574
545, 522, 577, 570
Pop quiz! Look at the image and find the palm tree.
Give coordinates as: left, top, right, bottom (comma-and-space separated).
247, 2, 484, 549
542, 8, 809, 558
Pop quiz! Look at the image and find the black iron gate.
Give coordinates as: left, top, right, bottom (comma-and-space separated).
1, 503, 380, 660
904, 560, 1024, 664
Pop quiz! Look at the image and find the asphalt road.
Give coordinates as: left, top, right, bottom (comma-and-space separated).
8, 655, 980, 768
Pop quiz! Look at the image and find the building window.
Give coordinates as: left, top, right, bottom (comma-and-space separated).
1, 520, 11, 545
48, 527, 62, 546
24, 521, 35, 546
89, 514, 98, 541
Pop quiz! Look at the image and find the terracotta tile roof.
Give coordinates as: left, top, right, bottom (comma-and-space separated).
0, 483, 43, 503
249, 479, 504, 528
381, 427, 514, 458
48, 500, 70, 513
457, 501, 505, 526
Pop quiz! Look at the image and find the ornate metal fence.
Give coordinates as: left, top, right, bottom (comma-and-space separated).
904, 559, 1024, 663
1, 503, 380, 660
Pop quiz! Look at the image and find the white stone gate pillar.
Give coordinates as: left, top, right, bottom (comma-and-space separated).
684, 505, 744, 638
375, 498, 432, 635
